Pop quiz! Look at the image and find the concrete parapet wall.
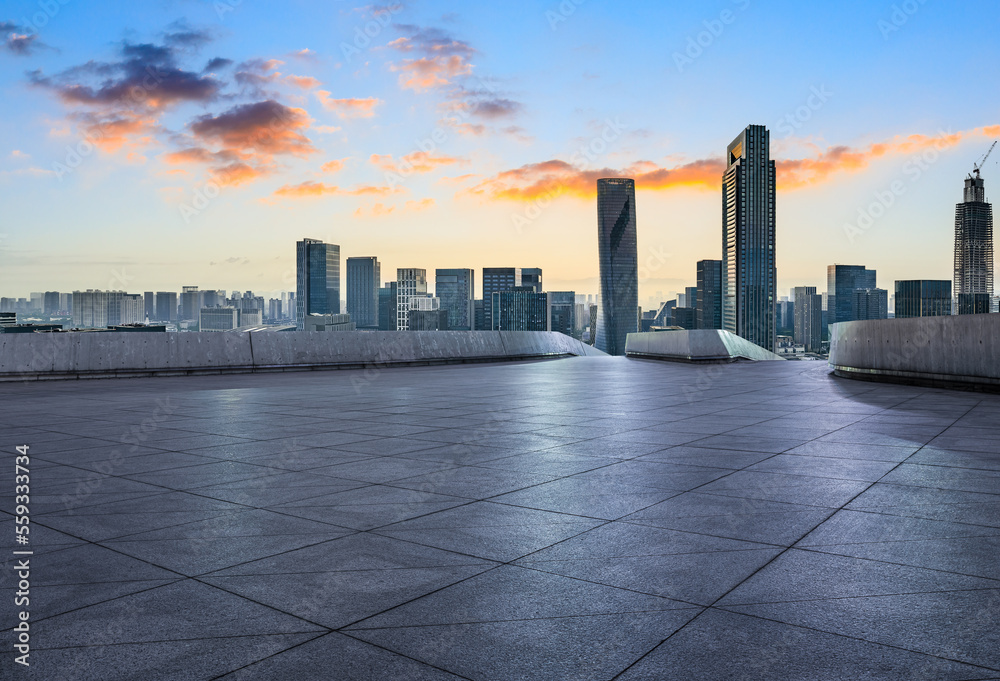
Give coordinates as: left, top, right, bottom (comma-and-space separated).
625, 330, 785, 363
0, 331, 605, 382
829, 315, 1000, 390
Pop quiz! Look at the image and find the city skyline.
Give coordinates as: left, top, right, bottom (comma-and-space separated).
1, 2, 999, 299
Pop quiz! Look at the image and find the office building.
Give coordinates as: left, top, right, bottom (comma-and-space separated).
954, 172, 994, 314
777, 298, 795, 335
121, 294, 145, 325
395, 269, 428, 331
410, 309, 450, 331
549, 291, 576, 337
595, 178, 638, 355
378, 283, 397, 331
154, 292, 178, 322
238, 309, 262, 327
827, 265, 877, 325
72, 290, 128, 328
200, 307, 239, 332
303, 313, 356, 332
895, 280, 952, 318
852, 288, 889, 320
696, 259, 723, 330
722, 125, 777, 351
347, 257, 380, 329
436, 268, 475, 331
296, 239, 341, 330
43, 291, 61, 315
143, 292, 155, 320
792, 286, 823, 352
0, 312, 16, 327
493, 287, 550, 331
180, 286, 201, 321
673, 307, 697, 330
482, 268, 543, 330
474, 299, 484, 331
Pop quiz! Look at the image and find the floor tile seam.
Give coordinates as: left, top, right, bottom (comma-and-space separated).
205, 631, 337, 681
33, 629, 327, 654
714, 585, 1000, 608
791, 546, 1000, 583
333, 630, 479, 681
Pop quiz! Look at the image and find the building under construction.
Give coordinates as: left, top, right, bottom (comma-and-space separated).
954, 149, 995, 315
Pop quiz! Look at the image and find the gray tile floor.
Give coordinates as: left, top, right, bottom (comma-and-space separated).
2, 356, 1000, 680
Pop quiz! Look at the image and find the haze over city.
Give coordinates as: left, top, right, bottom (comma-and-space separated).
2, 0, 998, 301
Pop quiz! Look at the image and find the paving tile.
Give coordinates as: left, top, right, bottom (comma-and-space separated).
796, 509, 1000, 546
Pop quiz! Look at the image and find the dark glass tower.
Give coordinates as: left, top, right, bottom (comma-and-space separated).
722, 125, 776, 351
955, 174, 994, 315
346, 256, 380, 329
696, 259, 722, 330
436, 268, 475, 330
595, 178, 638, 355
483, 267, 542, 330
895, 280, 952, 318
827, 265, 876, 325
296, 239, 340, 330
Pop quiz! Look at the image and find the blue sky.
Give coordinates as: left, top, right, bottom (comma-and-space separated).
1, 0, 998, 306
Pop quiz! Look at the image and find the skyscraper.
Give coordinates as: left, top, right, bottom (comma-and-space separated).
954, 173, 994, 314
548, 291, 576, 337
722, 125, 777, 351
436, 268, 475, 331
482, 267, 543, 330
493, 288, 550, 331
895, 280, 952, 318
792, 286, 823, 353
827, 265, 877, 325
378, 283, 397, 331
396, 268, 427, 331
696, 260, 723, 330
852, 288, 889, 320
296, 239, 341, 330
595, 178, 638, 355
346, 256, 380, 329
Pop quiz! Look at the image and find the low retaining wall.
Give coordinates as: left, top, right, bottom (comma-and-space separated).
829, 315, 1000, 391
625, 330, 785, 363
0, 331, 605, 382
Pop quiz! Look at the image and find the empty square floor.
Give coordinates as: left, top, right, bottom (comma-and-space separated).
2, 356, 999, 680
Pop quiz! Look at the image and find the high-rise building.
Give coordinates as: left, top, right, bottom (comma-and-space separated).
180, 286, 201, 321
296, 239, 341, 330
396, 268, 427, 331
673, 307, 697, 330
595, 178, 638, 355
548, 291, 576, 337
347, 257, 381, 329
852, 288, 889, 320
696, 260, 723, 330
895, 280, 952, 318
722, 125, 777, 351
154, 292, 178, 322
955, 173, 994, 314
72, 290, 128, 328
474, 300, 484, 331
436, 268, 475, 331
378, 283, 397, 331
200, 307, 239, 332
143, 292, 155, 320
493, 287, 550, 331
777, 299, 795, 335
409, 309, 449, 331
43, 291, 61, 315
121, 294, 145, 325
792, 286, 823, 352
827, 265, 878, 325
482, 268, 543, 330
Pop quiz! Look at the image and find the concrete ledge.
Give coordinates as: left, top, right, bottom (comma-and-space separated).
0, 331, 606, 382
829, 315, 1000, 392
624, 330, 785, 363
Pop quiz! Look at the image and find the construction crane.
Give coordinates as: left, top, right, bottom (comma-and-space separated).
973, 140, 997, 178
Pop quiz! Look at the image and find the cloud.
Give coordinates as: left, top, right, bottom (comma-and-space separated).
163, 24, 213, 49
321, 158, 349, 173
285, 74, 320, 89
390, 55, 472, 92
234, 58, 284, 93
405, 198, 435, 211
315, 91, 382, 118
272, 181, 402, 199
203, 57, 232, 72
288, 48, 317, 61
5, 32, 45, 56
189, 100, 315, 157
73, 111, 159, 153
355, 203, 396, 217
463, 126, 998, 202
370, 151, 465, 174
9, 149, 29, 160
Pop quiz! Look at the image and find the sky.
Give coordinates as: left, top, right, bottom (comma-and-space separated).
1, 0, 999, 308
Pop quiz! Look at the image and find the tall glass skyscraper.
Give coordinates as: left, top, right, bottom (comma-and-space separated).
436, 268, 475, 330
827, 265, 877, 325
895, 280, 952, 318
346, 256, 380, 329
954, 173, 994, 315
482, 267, 543, 330
722, 125, 776, 351
595, 178, 638, 355
696, 259, 722, 330
396, 268, 427, 331
296, 239, 340, 331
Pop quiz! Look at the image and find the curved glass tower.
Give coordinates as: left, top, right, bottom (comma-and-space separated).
595, 178, 638, 355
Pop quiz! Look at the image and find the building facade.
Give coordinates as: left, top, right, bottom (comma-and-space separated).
827, 265, 878, 325
436, 268, 475, 330
548, 291, 576, 337
346, 257, 380, 329
492, 288, 550, 331
792, 286, 823, 352
722, 125, 777, 351
595, 178, 638, 355
296, 239, 341, 330
954, 173, 994, 315
852, 288, 889, 321
482, 267, 542, 330
199, 307, 239, 332
378, 283, 397, 331
895, 280, 953, 318
396, 268, 428, 331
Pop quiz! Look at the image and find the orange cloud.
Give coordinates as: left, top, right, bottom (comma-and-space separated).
315, 91, 381, 118
190, 100, 314, 158
390, 55, 472, 92
370, 151, 465, 174
321, 158, 349, 173
466, 126, 998, 202
77, 113, 158, 153
405, 198, 435, 211
272, 181, 403, 199
355, 203, 396, 218
212, 162, 266, 186
286, 75, 320, 89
